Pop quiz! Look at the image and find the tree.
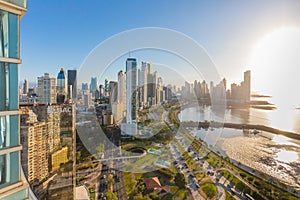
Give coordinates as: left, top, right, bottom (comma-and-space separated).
174, 172, 186, 189
106, 191, 118, 200
108, 177, 115, 185
149, 192, 159, 200
235, 182, 245, 192
96, 143, 105, 154
133, 193, 144, 200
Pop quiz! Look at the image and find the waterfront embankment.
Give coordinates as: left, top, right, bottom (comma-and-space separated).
181, 121, 300, 140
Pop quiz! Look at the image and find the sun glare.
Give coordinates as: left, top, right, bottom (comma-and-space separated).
248, 27, 300, 108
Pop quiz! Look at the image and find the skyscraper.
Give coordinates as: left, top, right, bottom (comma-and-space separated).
38, 73, 57, 104
109, 81, 118, 105
23, 79, 28, 95
82, 83, 88, 91
243, 70, 251, 102
113, 71, 126, 124
141, 62, 148, 105
152, 71, 158, 105
117, 71, 126, 103
0, 1, 28, 199
157, 77, 163, 104
99, 84, 104, 98
67, 69, 77, 100
90, 77, 97, 95
126, 58, 138, 123
57, 68, 68, 103
147, 62, 154, 104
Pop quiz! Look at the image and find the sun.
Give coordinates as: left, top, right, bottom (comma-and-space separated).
248, 27, 300, 108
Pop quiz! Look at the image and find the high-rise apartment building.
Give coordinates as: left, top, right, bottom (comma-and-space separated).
109, 81, 118, 105
243, 70, 251, 102
152, 71, 158, 105
157, 77, 163, 104
23, 79, 28, 95
20, 103, 76, 199
0, 1, 28, 199
226, 70, 251, 103
90, 77, 97, 95
38, 73, 57, 104
82, 83, 88, 91
147, 62, 154, 104
126, 58, 138, 123
67, 69, 77, 100
99, 84, 104, 99
141, 62, 148, 105
117, 71, 126, 103
113, 71, 126, 124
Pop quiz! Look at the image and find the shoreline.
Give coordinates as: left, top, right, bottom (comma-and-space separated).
181, 121, 300, 140
223, 123, 300, 140
179, 102, 300, 140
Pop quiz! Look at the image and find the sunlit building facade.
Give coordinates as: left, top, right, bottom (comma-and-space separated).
57, 68, 68, 103
38, 73, 57, 104
126, 58, 138, 123
0, 0, 28, 199
20, 103, 76, 199
67, 69, 77, 100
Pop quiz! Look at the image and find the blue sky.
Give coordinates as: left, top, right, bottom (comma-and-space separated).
20, 0, 300, 96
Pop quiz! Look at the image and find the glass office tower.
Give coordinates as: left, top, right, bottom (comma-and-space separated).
0, 0, 28, 199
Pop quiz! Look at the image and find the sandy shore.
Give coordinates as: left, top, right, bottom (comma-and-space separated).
221, 136, 300, 187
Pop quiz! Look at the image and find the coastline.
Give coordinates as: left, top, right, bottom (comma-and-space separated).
223, 123, 300, 140
181, 121, 300, 140
179, 102, 300, 140
176, 107, 300, 192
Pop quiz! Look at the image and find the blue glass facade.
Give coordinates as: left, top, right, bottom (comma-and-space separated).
0, 1, 27, 200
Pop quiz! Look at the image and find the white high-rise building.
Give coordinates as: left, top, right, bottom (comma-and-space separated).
122, 58, 138, 136
117, 71, 126, 103
152, 71, 158, 105
83, 92, 92, 109
113, 71, 126, 124
126, 58, 138, 123
157, 77, 163, 104
38, 73, 57, 104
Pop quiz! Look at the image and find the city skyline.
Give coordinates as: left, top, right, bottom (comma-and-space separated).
8, 2, 300, 200
19, 1, 300, 107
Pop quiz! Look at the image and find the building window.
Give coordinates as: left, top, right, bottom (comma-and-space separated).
0, 115, 19, 149
0, 63, 18, 111
0, 10, 18, 59
0, 151, 20, 189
